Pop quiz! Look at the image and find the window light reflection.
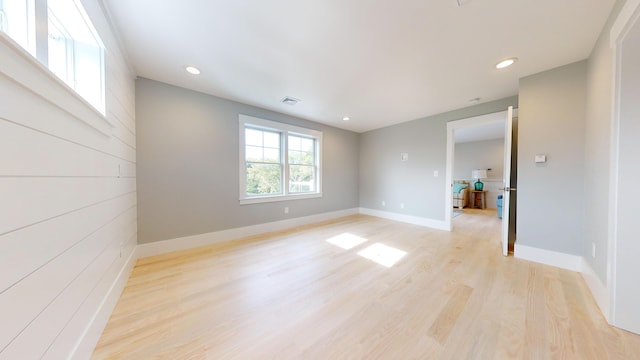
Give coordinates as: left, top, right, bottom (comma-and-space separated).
357, 243, 407, 268
326, 233, 368, 250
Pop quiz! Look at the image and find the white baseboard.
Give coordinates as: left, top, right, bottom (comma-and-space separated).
84, 213, 618, 357
514, 244, 583, 272
137, 208, 360, 258
514, 245, 611, 322
580, 259, 610, 322
72, 245, 138, 359
359, 208, 449, 231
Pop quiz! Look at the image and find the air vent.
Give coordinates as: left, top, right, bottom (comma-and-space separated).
281, 96, 300, 105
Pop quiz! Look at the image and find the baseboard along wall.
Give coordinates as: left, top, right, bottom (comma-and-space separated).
83, 210, 613, 356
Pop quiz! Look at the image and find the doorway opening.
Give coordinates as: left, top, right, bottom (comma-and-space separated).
445, 109, 518, 255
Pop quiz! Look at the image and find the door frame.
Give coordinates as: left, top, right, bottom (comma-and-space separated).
608, 0, 640, 331
445, 110, 514, 232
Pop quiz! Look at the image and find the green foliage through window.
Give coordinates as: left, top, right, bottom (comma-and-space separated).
240, 116, 321, 202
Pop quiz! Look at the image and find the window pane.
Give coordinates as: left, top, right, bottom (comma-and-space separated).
48, 0, 99, 45
288, 135, 301, 151
47, 0, 105, 113
264, 131, 280, 148
48, 16, 72, 84
301, 138, 314, 152
241, 117, 321, 202
288, 135, 314, 166
288, 150, 297, 164
245, 128, 263, 146
246, 163, 282, 195
264, 148, 280, 163
0, 0, 35, 55
289, 150, 314, 165
74, 40, 103, 110
245, 146, 263, 162
289, 164, 315, 193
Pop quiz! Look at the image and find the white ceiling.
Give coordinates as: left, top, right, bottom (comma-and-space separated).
104, 0, 615, 133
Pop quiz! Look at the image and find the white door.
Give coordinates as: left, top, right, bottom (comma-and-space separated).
501, 106, 514, 256
612, 3, 640, 334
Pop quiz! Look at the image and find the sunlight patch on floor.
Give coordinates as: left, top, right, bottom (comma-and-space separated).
357, 243, 407, 268
326, 233, 368, 250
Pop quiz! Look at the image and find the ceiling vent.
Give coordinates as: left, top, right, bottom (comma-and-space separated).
281, 96, 300, 105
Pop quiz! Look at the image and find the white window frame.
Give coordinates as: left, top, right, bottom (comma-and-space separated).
0, 0, 106, 115
239, 114, 323, 204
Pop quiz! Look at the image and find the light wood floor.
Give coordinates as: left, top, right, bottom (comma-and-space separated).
93, 209, 640, 359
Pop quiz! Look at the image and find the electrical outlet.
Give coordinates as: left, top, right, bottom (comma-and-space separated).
434, 170, 439, 177
382, 201, 386, 207
400, 203, 404, 209
592, 243, 596, 258
284, 207, 289, 214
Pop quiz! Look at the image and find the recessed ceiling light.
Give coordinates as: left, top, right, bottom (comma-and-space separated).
343, 116, 350, 121
185, 66, 201, 75
496, 57, 518, 69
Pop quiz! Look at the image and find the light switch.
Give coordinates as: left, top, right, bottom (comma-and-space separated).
535, 154, 547, 163
434, 170, 439, 177
401, 153, 409, 162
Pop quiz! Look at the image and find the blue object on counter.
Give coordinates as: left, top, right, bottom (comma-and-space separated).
497, 195, 503, 218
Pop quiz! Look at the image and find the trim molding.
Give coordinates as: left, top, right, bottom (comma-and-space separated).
610, 0, 640, 46
581, 259, 611, 322
138, 208, 360, 258
0, 33, 113, 134
359, 208, 449, 231
79, 213, 617, 356
72, 245, 138, 359
514, 244, 582, 272
514, 244, 611, 322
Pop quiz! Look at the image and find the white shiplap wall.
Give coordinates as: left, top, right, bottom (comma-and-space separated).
0, 1, 137, 358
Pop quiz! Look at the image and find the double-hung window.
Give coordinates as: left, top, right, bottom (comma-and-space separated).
240, 115, 322, 204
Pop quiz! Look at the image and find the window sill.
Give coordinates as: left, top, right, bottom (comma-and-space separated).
240, 192, 322, 205
0, 33, 113, 135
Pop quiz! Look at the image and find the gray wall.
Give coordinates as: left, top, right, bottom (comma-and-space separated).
454, 139, 505, 181
136, 78, 360, 244
583, 0, 626, 284
359, 97, 518, 220
517, 61, 588, 255
455, 139, 505, 209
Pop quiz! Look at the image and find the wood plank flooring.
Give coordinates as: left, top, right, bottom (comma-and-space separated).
93, 209, 640, 359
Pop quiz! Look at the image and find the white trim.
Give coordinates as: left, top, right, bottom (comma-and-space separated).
514, 244, 582, 272
610, 0, 640, 47
581, 259, 611, 322
445, 111, 511, 232
95, 0, 137, 77
607, 0, 640, 329
72, 245, 138, 359
74, 211, 616, 356
445, 122, 454, 231
608, 34, 622, 330
238, 114, 323, 204
240, 192, 322, 205
513, 243, 610, 320
138, 208, 359, 258
359, 208, 449, 231
0, 33, 113, 134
